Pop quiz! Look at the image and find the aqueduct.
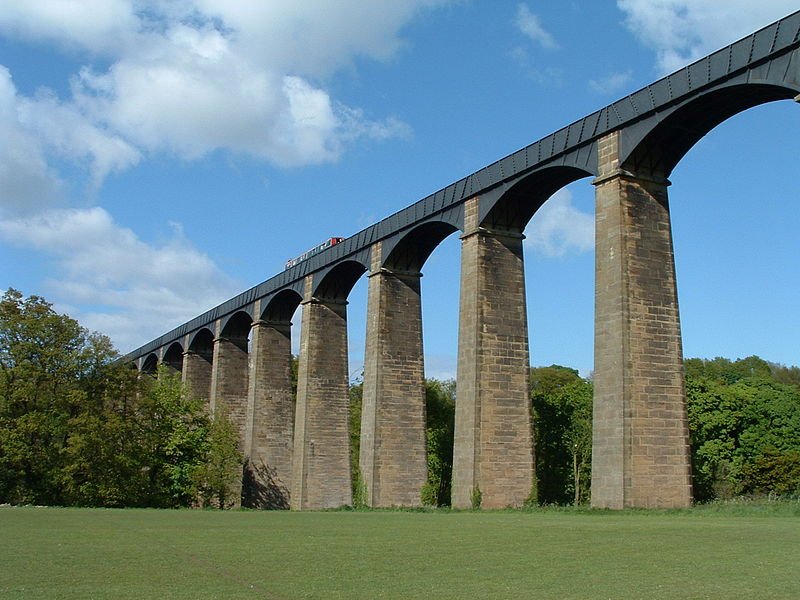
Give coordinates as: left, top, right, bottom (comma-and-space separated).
128, 12, 800, 510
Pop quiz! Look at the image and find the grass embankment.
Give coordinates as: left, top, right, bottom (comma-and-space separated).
1, 502, 798, 599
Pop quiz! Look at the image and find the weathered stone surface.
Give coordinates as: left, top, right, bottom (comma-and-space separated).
291, 276, 353, 510
210, 337, 250, 440
591, 130, 693, 509
209, 332, 250, 507
452, 197, 535, 509
182, 351, 212, 405
360, 242, 427, 507
243, 320, 294, 509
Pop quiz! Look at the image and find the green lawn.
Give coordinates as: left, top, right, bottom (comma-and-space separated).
1, 504, 798, 599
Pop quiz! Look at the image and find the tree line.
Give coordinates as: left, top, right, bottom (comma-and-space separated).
2, 288, 798, 507
0, 289, 241, 507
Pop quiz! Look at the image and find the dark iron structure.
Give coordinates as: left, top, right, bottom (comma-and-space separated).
128, 11, 800, 366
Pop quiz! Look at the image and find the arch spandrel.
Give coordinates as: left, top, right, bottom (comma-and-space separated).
188, 328, 215, 360
621, 85, 800, 179
619, 47, 800, 178
141, 353, 158, 375
311, 258, 369, 302
163, 341, 184, 372
479, 165, 594, 233
380, 219, 461, 274
260, 288, 303, 323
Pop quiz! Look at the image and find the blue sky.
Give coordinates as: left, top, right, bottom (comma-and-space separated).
1, 1, 798, 379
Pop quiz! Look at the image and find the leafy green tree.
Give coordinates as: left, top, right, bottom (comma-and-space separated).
686, 356, 800, 500
0, 288, 115, 504
193, 406, 243, 509
348, 377, 365, 505
768, 362, 800, 389
58, 364, 144, 507
0, 288, 240, 508
421, 379, 455, 506
530, 366, 593, 505
136, 368, 213, 507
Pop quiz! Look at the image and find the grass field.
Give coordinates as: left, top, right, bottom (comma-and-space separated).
1, 502, 798, 599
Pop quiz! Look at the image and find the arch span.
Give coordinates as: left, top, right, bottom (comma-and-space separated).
312, 259, 368, 302
141, 353, 158, 375
622, 83, 800, 178
382, 221, 460, 273
188, 328, 214, 360
163, 342, 184, 373
261, 289, 302, 323
481, 166, 594, 232
220, 311, 253, 352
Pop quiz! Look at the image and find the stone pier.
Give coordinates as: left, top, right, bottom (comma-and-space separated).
244, 319, 295, 508
591, 130, 693, 509
291, 277, 353, 510
182, 350, 213, 404
209, 328, 250, 506
359, 242, 427, 507
452, 196, 535, 509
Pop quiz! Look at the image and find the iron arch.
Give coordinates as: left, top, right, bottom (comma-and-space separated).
480, 165, 594, 233
382, 220, 460, 274
220, 311, 253, 351
141, 353, 158, 375
188, 328, 215, 361
163, 342, 184, 372
621, 82, 800, 179
218, 306, 254, 336
261, 288, 303, 323
312, 259, 368, 302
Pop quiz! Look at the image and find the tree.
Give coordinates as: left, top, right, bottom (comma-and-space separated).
530, 366, 593, 505
193, 406, 243, 509
686, 356, 800, 500
348, 377, 365, 505
0, 288, 116, 505
0, 288, 242, 509
136, 368, 214, 507
421, 379, 455, 506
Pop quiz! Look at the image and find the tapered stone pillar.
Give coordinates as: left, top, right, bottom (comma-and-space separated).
452, 197, 535, 509
243, 320, 294, 509
210, 334, 249, 506
360, 242, 427, 507
591, 131, 692, 509
182, 350, 212, 405
291, 278, 353, 510
210, 337, 250, 438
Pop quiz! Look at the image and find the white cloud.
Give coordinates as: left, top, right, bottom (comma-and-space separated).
526, 189, 594, 257
0, 2, 451, 349
589, 70, 633, 95
516, 4, 558, 50
0, 66, 139, 217
0, 0, 138, 55
0, 67, 65, 216
0, 1, 452, 204
618, 1, 798, 73
0, 207, 239, 351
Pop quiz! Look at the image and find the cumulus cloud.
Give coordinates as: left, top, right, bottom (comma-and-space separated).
618, 0, 799, 73
0, 67, 64, 216
526, 189, 594, 257
0, 0, 138, 54
0, 207, 239, 351
0, 1, 451, 348
0, 1, 450, 203
516, 4, 558, 50
0, 66, 139, 217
